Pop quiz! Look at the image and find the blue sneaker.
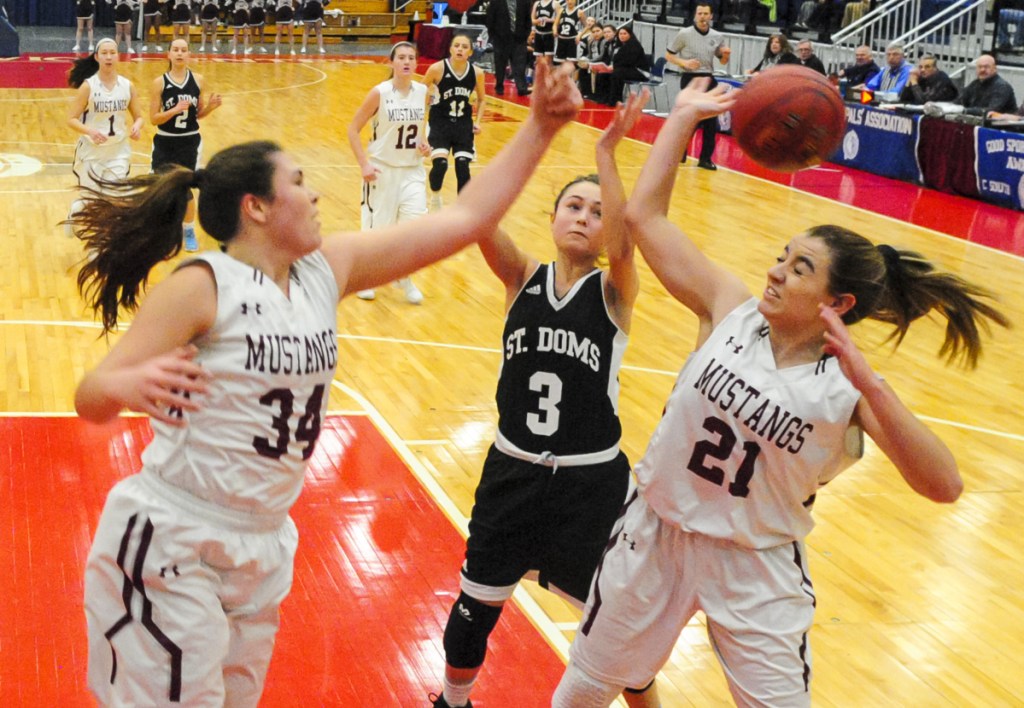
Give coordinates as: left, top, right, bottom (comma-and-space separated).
183, 225, 199, 252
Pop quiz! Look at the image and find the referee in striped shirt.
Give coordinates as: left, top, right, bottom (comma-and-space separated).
664, 3, 731, 170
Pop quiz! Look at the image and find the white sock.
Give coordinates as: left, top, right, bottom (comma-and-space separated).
551, 661, 622, 708
442, 675, 475, 707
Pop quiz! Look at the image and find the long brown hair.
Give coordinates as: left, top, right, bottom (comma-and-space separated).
811, 225, 1010, 368
71, 141, 282, 333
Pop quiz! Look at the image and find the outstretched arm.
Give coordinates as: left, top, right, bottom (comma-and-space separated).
819, 306, 962, 503
596, 88, 647, 333
624, 79, 748, 336
323, 60, 583, 298
478, 227, 537, 309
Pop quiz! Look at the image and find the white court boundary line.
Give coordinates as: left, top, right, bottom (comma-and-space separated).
1, 319, 1021, 442
331, 379, 573, 661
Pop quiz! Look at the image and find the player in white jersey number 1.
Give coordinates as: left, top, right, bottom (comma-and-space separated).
69, 60, 582, 706
65, 38, 143, 238
347, 41, 430, 304
552, 79, 1010, 707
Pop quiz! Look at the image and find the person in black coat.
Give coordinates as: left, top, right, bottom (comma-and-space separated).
899, 54, 958, 104
795, 39, 827, 75
599, 24, 651, 106
485, 0, 533, 96
747, 33, 800, 74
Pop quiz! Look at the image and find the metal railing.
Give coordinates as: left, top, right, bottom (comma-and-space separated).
832, 0, 988, 73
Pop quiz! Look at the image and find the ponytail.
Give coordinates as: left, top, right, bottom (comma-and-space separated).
73, 168, 195, 333
71, 140, 282, 334
811, 225, 1010, 369
67, 54, 100, 88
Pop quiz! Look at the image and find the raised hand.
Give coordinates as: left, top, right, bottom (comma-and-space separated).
597, 88, 648, 151
527, 58, 583, 134
819, 304, 877, 391
672, 77, 735, 121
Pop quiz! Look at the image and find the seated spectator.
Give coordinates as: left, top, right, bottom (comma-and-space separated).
865, 41, 911, 97
925, 54, 1017, 118
747, 33, 799, 74
899, 54, 958, 104
841, 0, 871, 27
795, 39, 826, 75
838, 45, 880, 86
577, 22, 604, 99
989, 99, 1024, 121
591, 23, 651, 105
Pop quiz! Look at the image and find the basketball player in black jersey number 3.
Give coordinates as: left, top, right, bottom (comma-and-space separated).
72, 59, 582, 707
430, 91, 658, 708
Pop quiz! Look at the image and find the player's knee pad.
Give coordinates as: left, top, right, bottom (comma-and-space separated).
552, 661, 623, 707
429, 157, 449, 192
454, 157, 472, 192
442, 592, 503, 669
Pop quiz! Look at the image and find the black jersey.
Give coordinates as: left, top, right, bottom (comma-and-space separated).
156, 69, 200, 136
556, 8, 581, 39
429, 59, 476, 126
495, 264, 627, 460
533, 0, 555, 34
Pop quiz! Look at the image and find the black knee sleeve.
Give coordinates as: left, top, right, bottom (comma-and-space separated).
442, 592, 503, 669
429, 157, 449, 192
624, 678, 656, 694
454, 157, 472, 192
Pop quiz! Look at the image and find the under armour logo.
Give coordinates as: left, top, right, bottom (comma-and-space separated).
726, 336, 743, 354
621, 532, 636, 550
757, 324, 770, 340
457, 602, 473, 621
241, 302, 262, 315
160, 565, 180, 578
526, 285, 541, 295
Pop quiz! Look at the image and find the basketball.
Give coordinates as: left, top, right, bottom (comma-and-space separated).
730, 65, 847, 173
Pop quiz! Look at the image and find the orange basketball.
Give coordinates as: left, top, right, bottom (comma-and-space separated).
731, 65, 847, 173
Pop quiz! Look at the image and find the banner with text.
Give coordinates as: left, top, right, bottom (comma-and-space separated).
831, 105, 921, 183
976, 127, 1024, 211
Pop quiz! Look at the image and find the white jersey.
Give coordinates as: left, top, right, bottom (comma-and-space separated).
636, 298, 861, 549
80, 73, 133, 147
367, 79, 427, 168
141, 250, 340, 520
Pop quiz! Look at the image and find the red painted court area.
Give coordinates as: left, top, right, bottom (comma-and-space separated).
0, 416, 565, 705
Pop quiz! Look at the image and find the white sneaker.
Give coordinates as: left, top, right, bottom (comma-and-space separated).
259, 46, 267, 53
155, 44, 162, 51
319, 47, 326, 54
275, 48, 280, 55
72, 44, 80, 51
88, 43, 94, 50
141, 44, 148, 51
230, 48, 237, 55
245, 46, 252, 54
199, 44, 206, 52
356, 289, 376, 300
126, 47, 135, 54
290, 49, 296, 55
397, 278, 423, 305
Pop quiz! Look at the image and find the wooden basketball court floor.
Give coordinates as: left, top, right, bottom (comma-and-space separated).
1, 53, 1022, 706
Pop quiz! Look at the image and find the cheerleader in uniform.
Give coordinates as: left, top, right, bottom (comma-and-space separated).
199, 0, 220, 51
273, 0, 296, 55
300, 0, 328, 54
171, 0, 193, 42
248, 0, 267, 52
141, 0, 162, 52
230, 1, 250, 55
108, 0, 137, 54
74, 0, 95, 52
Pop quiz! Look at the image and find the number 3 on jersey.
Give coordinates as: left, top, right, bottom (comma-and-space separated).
526, 371, 562, 436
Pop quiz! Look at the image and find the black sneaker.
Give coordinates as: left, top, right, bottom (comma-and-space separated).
429, 693, 472, 708
698, 160, 718, 171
